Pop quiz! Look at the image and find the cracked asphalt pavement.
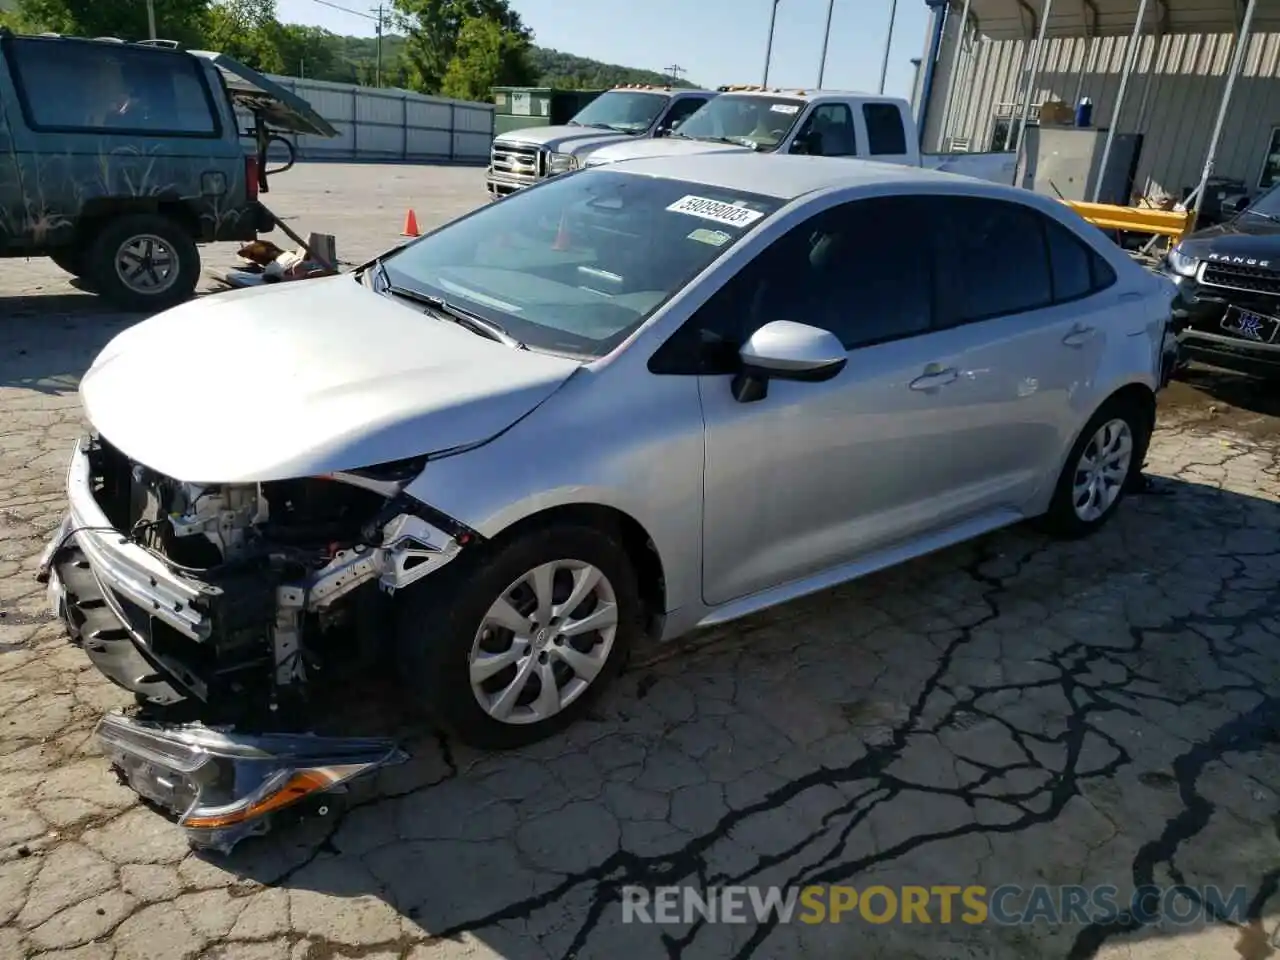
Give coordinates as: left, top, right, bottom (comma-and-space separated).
3, 164, 1280, 960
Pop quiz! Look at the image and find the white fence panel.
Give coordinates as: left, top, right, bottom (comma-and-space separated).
237, 75, 495, 164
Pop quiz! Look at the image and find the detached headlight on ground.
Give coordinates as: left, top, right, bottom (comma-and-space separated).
547, 152, 579, 175
96, 713, 406, 853
1166, 245, 1199, 277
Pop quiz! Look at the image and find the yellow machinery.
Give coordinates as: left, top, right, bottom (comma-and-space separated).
1061, 200, 1192, 247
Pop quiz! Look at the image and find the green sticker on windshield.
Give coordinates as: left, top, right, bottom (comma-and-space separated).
687, 228, 731, 247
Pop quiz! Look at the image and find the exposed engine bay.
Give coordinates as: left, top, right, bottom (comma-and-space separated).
44, 433, 480, 730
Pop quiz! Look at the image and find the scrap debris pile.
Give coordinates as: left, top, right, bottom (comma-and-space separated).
216, 235, 339, 289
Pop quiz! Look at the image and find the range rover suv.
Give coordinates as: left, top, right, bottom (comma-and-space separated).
1161, 183, 1280, 379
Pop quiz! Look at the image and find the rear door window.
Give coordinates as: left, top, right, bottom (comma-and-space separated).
5, 38, 220, 137
862, 103, 908, 156
931, 196, 1054, 325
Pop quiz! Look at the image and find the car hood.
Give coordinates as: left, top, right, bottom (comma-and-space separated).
1179, 216, 1280, 267
585, 136, 754, 166
79, 275, 582, 484
496, 125, 644, 156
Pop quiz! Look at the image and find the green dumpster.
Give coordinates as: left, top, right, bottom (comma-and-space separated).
490, 87, 606, 137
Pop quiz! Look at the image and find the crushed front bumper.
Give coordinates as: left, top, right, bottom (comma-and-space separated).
36, 437, 418, 852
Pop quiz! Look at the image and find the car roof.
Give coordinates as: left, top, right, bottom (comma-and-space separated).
599, 152, 980, 202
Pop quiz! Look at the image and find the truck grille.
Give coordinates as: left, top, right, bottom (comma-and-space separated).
490, 141, 542, 182
1200, 262, 1280, 297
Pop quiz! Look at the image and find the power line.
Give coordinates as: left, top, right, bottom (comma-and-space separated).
308, 0, 379, 22
664, 63, 685, 81
304, 0, 391, 87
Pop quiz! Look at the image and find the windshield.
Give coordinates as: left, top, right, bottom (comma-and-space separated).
1241, 184, 1280, 221
672, 95, 806, 151
377, 170, 782, 358
570, 91, 668, 133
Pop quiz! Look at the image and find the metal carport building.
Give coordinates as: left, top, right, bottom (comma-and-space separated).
915, 0, 1280, 214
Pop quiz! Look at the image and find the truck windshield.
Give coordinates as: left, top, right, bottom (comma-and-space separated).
570, 91, 668, 133
672, 95, 806, 151
377, 169, 782, 358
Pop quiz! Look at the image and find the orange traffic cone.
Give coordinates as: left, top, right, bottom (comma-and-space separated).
401, 209, 420, 237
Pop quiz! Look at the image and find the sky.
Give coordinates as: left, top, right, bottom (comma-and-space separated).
275, 0, 932, 99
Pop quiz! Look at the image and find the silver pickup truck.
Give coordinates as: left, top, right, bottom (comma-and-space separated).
486, 84, 719, 199
582, 85, 1019, 186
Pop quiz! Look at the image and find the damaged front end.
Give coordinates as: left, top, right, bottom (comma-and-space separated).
37, 433, 479, 851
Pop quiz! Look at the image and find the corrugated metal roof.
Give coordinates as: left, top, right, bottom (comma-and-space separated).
965, 0, 1280, 40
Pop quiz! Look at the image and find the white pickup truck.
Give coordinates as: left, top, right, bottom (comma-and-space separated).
581, 85, 1017, 185
486, 85, 720, 199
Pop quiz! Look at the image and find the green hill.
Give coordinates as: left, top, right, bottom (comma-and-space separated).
309, 33, 699, 92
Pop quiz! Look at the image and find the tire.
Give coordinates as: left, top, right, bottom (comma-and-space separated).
50, 248, 85, 278
1037, 394, 1152, 540
396, 523, 641, 750
84, 213, 200, 312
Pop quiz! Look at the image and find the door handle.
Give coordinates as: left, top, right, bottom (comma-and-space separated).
909, 366, 959, 390
1062, 323, 1096, 347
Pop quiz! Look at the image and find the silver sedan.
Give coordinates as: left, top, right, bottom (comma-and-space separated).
47, 152, 1180, 757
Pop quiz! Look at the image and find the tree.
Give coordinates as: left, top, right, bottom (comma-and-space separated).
274, 24, 338, 81
439, 13, 531, 102
392, 0, 530, 94
13, 0, 211, 45
204, 0, 284, 73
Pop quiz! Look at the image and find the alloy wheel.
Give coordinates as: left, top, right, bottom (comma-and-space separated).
468, 559, 619, 725
114, 233, 179, 295
1072, 417, 1133, 522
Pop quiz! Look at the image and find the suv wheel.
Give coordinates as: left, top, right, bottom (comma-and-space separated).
396, 524, 641, 750
86, 213, 200, 312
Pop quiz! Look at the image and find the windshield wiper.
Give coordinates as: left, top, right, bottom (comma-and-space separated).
694, 135, 762, 150
373, 262, 526, 349
1244, 208, 1280, 223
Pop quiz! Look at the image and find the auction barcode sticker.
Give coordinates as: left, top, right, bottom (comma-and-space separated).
665, 196, 765, 228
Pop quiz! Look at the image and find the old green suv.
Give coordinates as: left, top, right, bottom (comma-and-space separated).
0, 30, 336, 311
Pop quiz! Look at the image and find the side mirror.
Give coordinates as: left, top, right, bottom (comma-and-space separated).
1222, 194, 1251, 216
731, 320, 847, 403
789, 130, 819, 155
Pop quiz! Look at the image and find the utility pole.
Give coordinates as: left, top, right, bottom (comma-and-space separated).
878, 0, 898, 94
817, 0, 835, 88
146, 0, 157, 39
762, 0, 780, 86
375, 4, 384, 88
664, 64, 685, 83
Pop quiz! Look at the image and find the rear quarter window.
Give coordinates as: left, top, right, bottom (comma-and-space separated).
4, 38, 220, 137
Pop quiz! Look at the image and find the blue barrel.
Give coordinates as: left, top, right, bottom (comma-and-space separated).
1075, 97, 1094, 127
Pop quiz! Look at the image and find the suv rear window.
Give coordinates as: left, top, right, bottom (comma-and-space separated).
4, 38, 220, 137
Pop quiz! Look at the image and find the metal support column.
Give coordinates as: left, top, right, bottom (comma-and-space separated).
1010, 0, 1053, 181
935, 0, 973, 150
879, 0, 899, 94
762, 0, 781, 86
818, 0, 837, 88
1092, 0, 1150, 202
1189, 0, 1258, 232
1134, 30, 1161, 132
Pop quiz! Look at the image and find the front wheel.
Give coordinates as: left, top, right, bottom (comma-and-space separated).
1037, 394, 1152, 539
396, 524, 641, 750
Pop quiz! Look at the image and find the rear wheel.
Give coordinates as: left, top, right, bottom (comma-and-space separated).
1037, 394, 1152, 539
85, 213, 200, 312
396, 524, 640, 750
